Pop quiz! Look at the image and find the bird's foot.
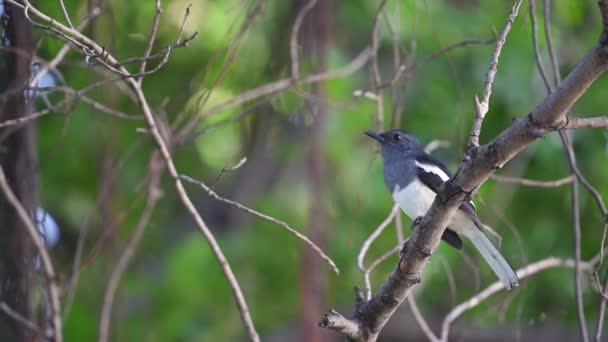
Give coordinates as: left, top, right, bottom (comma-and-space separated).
412, 216, 424, 229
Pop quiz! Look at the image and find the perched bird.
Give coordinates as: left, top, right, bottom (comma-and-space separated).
365, 129, 519, 290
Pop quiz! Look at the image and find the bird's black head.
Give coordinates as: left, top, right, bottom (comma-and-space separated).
364, 129, 421, 159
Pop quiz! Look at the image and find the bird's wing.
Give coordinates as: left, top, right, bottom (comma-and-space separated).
412, 155, 464, 249
414, 154, 483, 228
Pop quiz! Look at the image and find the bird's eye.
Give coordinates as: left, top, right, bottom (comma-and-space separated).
393, 134, 401, 141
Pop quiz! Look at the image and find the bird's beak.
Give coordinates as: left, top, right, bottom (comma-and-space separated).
364, 130, 384, 143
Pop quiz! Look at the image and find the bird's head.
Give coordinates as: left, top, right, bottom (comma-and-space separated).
364, 129, 421, 158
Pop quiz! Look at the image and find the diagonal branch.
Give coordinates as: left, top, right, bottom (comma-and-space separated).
0, 166, 62, 342
13, 2, 261, 340
467, 0, 524, 150
180, 174, 339, 275
319, 2, 608, 340
440, 256, 598, 341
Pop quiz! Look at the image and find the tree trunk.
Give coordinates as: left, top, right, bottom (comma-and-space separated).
0, 3, 38, 342
298, 1, 333, 341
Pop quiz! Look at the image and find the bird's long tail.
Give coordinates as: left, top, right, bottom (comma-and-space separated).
465, 228, 519, 290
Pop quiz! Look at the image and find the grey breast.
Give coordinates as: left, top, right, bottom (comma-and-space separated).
383, 157, 416, 193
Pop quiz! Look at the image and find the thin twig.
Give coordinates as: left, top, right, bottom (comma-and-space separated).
370, 0, 388, 132
490, 174, 574, 188
0, 167, 63, 342
529, 0, 552, 91
132, 83, 260, 341
0, 302, 43, 337
424, 140, 450, 154
378, 37, 496, 91
467, 0, 524, 150
62, 139, 145, 321
57, 0, 74, 29
16, 2, 260, 339
407, 295, 440, 342
543, 0, 561, 85
560, 131, 589, 342
98, 156, 163, 342
357, 203, 399, 299
561, 116, 608, 129
30, 7, 101, 87
290, 0, 317, 79
174, 46, 372, 144
180, 174, 339, 275
172, 2, 263, 138
439, 256, 597, 342
138, 0, 162, 84
596, 272, 608, 341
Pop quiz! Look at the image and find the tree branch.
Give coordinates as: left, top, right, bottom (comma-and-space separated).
561, 116, 608, 129
319, 2, 608, 340
0, 166, 62, 342
490, 174, 574, 188
179, 174, 339, 275
440, 256, 598, 341
98, 155, 163, 342
13, 2, 261, 340
468, 0, 524, 150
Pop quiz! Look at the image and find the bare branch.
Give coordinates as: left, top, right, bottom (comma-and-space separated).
491, 174, 574, 188
379, 37, 496, 91
424, 140, 450, 154
138, 0, 162, 84
407, 295, 440, 342
30, 6, 101, 87
370, 0, 388, 132
440, 256, 598, 341
467, 0, 524, 150
290, 0, 317, 79
319, 309, 360, 340
543, 0, 561, 85
529, 0, 552, 91
57, 0, 74, 29
357, 203, 399, 299
98, 156, 163, 342
560, 131, 589, 342
0, 166, 63, 342
174, 46, 371, 144
180, 174, 339, 275
596, 272, 608, 342
14, 2, 260, 339
561, 116, 608, 129
0, 302, 43, 337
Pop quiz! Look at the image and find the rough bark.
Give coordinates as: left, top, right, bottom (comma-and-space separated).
0, 3, 37, 342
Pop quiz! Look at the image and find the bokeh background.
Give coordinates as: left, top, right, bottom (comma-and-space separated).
6, 0, 608, 341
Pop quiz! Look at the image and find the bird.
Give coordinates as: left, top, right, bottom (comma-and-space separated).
365, 129, 519, 290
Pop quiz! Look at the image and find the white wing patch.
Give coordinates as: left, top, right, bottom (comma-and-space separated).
414, 161, 449, 181
413, 160, 477, 211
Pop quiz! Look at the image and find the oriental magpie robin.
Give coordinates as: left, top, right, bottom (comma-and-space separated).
365, 129, 519, 290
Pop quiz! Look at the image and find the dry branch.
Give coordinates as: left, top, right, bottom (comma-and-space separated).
0, 166, 62, 342
180, 174, 339, 275
440, 256, 598, 341
98, 156, 163, 342
468, 0, 524, 150
491, 174, 574, 188
13, 2, 261, 340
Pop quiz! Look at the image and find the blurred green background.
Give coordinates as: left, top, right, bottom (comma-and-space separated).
23, 0, 608, 340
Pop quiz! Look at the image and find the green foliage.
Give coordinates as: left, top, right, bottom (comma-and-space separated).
27, 0, 608, 340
